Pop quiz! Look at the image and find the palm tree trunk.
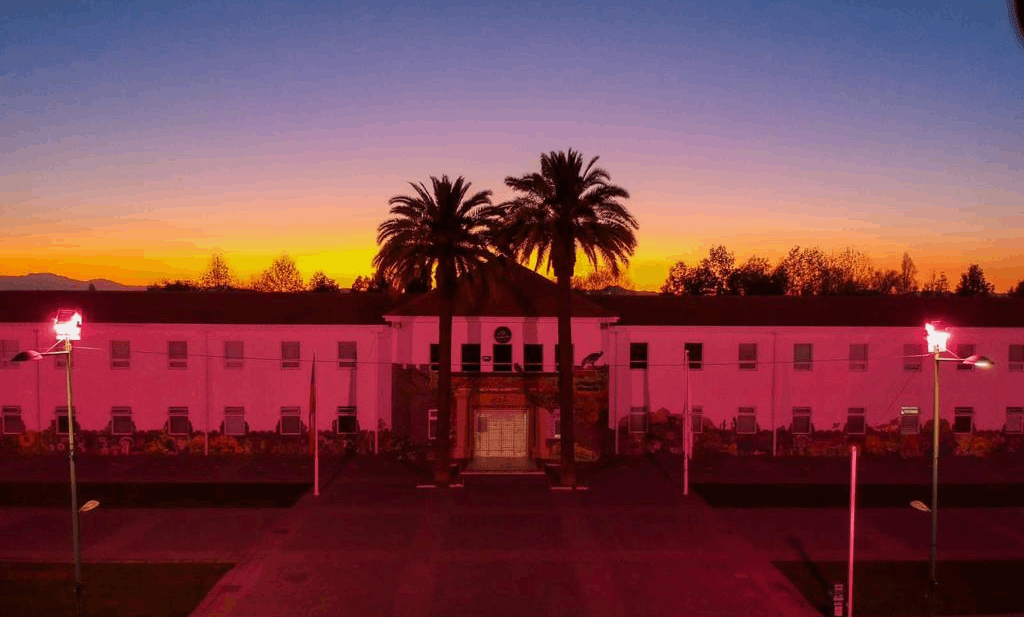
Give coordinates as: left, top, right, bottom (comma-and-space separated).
435, 266, 454, 486
556, 270, 576, 487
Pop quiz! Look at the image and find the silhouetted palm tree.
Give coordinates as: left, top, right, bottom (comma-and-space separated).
493, 149, 637, 486
373, 175, 495, 484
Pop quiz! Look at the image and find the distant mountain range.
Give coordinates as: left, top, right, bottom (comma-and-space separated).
0, 273, 146, 291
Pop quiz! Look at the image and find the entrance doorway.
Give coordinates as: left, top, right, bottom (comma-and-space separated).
474, 410, 528, 458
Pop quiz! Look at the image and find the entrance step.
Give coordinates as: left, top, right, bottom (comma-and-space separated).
461, 457, 544, 476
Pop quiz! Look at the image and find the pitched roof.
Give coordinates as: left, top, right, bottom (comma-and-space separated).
384, 260, 617, 318
0, 291, 394, 325
589, 294, 1024, 328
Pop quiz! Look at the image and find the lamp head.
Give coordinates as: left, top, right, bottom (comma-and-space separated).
963, 355, 994, 369
11, 350, 44, 363
925, 321, 951, 353
53, 310, 83, 342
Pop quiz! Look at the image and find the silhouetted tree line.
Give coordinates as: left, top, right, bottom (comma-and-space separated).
660, 245, 1018, 297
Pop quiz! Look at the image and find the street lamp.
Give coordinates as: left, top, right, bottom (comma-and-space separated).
13, 309, 86, 617
920, 321, 994, 617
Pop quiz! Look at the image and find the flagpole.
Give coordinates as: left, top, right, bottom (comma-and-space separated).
311, 353, 320, 498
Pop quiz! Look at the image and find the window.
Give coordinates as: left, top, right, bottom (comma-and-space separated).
428, 409, 438, 440
55, 407, 76, 434
111, 341, 131, 369
338, 342, 357, 368
684, 342, 703, 370
904, 344, 923, 372
1, 340, 19, 369
900, 407, 920, 435
953, 407, 974, 434
690, 405, 704, 434
336, 406, 357, 434
523, 344, 543, 372
849, 344, 868, 371
281, 342, 300, 369
111, 407, 134, 435
1, 406, 25, 434
555, 344, 574, 371
629, 343, 648, 370
846, 408, 866, 435
793, 344, 812, 371
628, 406, 648, 433
551, 415, 561, 439
168, 407, 191, 436
55, 352, 72, 369
1007, 407, 1024, 434
168, 341, 188, 369
224, 341, 244, 369
279, 407, 302, 435
736, 407, 757, 434
956, 344, 976, 371
1009, 345, 1024, 372
791, 407, 812, 435
461, 344, 481, 372
738, 343, 757, 370
224, 407, 246, 436
429, 344, 439, 372
492, 344, 512, 372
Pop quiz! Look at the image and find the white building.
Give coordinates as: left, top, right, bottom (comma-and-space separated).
1, 266, 1022, 460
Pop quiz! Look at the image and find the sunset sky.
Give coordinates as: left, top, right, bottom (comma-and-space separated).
3, 0, 1022, 290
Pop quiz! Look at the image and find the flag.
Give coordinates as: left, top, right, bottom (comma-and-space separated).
309, 353, 317, 454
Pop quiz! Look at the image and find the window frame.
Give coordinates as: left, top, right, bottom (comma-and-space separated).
628, 406, 648, 433
336, 406, 357, 434
791, 407, 812, 435
793, 343, 812, 371
953, 406, 974, 434
684, 342, 703, 370
337, 341, 357, 369
281, 341, 301, 369
111, 340, 131, 369
900, 406, 920, 435
279, 406, 302, 435
846, 407, 866, 435
168, 340, 188, 369
111, 406, 134, 435
429, 344, 439, 372
1008, 345, 1023, 372
428, 409, 438, 440
738, 343, 757, 370
904, 343, 924, 372
168, 406, 191, 436
736, 407, 757, 435
492, 344, 513, 372
956, 344, 976, 371
690, 405, 704, 434
1, 406, 25, 434
224, 406, 246, 436
1006, 407, 1024, 434
523, 344, 543, 372
461, 343, 481, 372
848, 343, 868, 372
629, 342, 648, 370
224, 341, 244, 369
55, 406, 76, 434
0, 340, 19, 369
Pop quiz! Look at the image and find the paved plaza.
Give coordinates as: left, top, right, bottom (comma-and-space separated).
3, 454, 1024, 616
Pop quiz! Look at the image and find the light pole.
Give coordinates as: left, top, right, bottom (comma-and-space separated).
13, 310, 85, 617
683, 347, 690, 495
920, 321, 993, 617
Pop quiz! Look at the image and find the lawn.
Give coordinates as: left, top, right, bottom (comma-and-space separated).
0, 482, 309, 507
0, 562, 234, 617
774, 559, 1024, 616
695, 483, 1024, 508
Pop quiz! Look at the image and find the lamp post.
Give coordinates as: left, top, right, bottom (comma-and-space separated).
683, 347, 690, 496
13, 310, 85, 617
920, 321, 993, 617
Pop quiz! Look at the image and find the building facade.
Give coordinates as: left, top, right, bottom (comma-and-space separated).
1, 271, 1023, 459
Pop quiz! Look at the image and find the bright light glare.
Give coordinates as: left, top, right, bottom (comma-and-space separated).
924, 322, 950, 353
53, 310, 83, 342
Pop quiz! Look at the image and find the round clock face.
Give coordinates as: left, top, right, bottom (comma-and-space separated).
494, 326, 512, 344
